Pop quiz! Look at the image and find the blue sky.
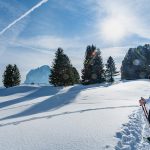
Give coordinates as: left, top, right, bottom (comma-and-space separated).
0, 0, 150, 85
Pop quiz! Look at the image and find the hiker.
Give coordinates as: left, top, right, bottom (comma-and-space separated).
139, 97, 150, 123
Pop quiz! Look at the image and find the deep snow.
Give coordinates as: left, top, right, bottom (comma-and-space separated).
0, 80, 150, 150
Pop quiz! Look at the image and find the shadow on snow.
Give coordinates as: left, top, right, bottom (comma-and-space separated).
0, 83, 121, 125
0, 86, 61, 109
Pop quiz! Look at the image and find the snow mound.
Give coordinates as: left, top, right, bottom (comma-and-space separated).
24, 65, 51, 84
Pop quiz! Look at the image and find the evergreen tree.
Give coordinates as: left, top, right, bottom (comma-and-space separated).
72, 67, 80, 84
105, 56, 118, 82
3, 64, 14, 88
81, 45, 96, 84
2, 64, 21, 88
12, 64, 21, 86
49, 48, 75, 86
92, 49, 105, 83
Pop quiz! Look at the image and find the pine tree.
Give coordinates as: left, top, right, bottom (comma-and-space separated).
3, 64, 14, 88
2, 64, 21, 88
81, 45, 96, 84
12, 64, 21, 86
72, 67, 80, 84
49, 48, 75, 86
105, 56, 118, 82
92, 49, 105, 83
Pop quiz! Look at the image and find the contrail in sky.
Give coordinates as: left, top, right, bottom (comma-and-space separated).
0, 0, 48, 35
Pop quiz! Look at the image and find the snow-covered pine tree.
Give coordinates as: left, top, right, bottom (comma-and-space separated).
105, 56, 118, 82
49, 48, 75, 86
12, 64, 21, 86
92, 49, 105, 83
81, 45, 96, 85
3, 64, 14, 88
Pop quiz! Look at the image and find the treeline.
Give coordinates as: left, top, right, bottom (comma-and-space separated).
2, 45, 118, 88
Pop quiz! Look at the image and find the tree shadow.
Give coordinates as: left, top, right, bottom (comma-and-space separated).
0, 84, 105, 121
0, 82, 120, 111
0, 85, 38, 96
0, 86, 61, 109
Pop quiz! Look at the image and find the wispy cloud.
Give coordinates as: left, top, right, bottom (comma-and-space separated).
16, 36, 86, 50
93, 0, 150, 45
0, 0, 48, 36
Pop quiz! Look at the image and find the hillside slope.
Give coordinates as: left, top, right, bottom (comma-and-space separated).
0, 80, 150, 150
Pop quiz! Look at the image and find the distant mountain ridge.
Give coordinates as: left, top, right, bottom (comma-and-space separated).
24, 65, 51, 84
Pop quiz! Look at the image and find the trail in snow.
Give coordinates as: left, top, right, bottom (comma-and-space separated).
115, 108, 150, 150
0, 105, 138, 127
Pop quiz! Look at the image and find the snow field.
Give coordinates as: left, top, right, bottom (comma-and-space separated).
0, 80, 150, 150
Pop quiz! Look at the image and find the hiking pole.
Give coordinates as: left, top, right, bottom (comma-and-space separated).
143, 104, 149, 118
141, 97, 149, 117
141, 104, 148, 121
140, 104, 150, 132
140, 98, 150, 142
139, 98, 149, 122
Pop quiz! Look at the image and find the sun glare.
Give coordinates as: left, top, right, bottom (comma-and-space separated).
101, 17, 127, 43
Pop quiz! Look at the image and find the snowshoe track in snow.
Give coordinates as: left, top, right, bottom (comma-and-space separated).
115, 108, 150, 150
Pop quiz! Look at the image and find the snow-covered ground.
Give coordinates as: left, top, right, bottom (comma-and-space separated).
0, 80, 150, 150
